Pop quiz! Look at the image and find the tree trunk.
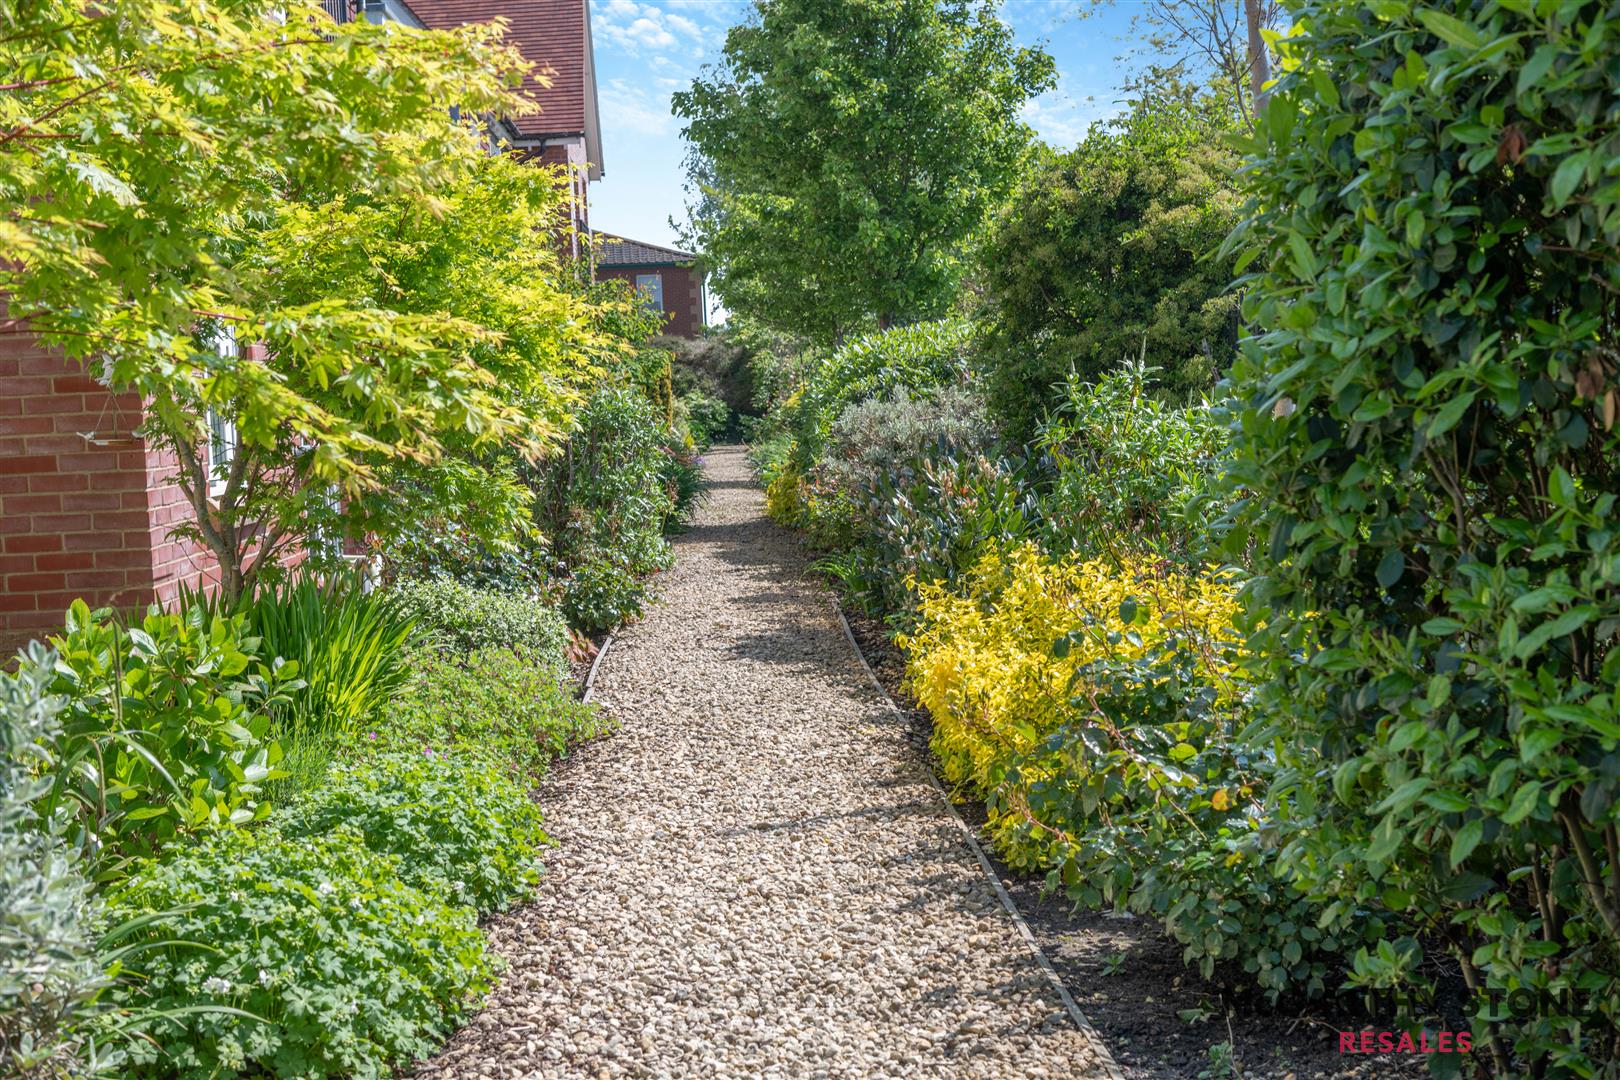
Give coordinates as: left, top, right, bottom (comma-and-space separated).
1245, 0, 1271, 114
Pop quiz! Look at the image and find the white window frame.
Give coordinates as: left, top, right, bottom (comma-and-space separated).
635, 272, 664, 312
205, 325, 239, 499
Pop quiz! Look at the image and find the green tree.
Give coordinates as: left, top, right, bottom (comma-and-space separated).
0, 1, 554, 598
672, 0, 1054, 343
976, 85, 1242, 435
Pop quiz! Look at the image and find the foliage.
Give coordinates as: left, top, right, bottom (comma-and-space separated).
679, 392, 732, 450
1223, 2, 1620, 1072
898, 546, 1366, 997
791, 319, 977, 464
104, 827, 492, 1080
377, 646, 609, 785
187, 573, 419, 738
278, 750, 548, 915
977, 88, 1242, 434
1, 648, 105, 1079
1033, 364, 1228, 566
0, 1, 555, 601
22, 601, 296, 875
664, 331, 758, 426
388, 579, 569, 667
673, 0, 1055, 340
660, 438, 707, 530
531, 386, 676, 631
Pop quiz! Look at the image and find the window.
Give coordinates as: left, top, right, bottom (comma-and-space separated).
635, 272, 664, 312
205, 325, 239, 498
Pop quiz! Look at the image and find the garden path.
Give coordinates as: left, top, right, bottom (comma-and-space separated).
413, 446, 1117, 1079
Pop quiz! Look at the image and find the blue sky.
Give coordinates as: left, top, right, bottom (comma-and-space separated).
586, 0, 1144, 251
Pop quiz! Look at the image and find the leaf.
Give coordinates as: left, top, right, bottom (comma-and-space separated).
1514, 605, 1595, 660
1426, 390, 1476, 438
1376, 549, 1406, 589
1440, 870, 1496, 903
1450, 818, 1484, 868
1418, 9, 1488, 51
1550, 150, 1591, 208
1169, 742, 1197, 763
1517, 44, 1558, 95
1374, 777, 1431, 814
1501, 781, 1542, 826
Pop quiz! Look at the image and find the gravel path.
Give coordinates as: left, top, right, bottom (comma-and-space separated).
414, 446, 1117, 1079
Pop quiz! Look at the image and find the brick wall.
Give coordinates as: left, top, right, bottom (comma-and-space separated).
597, 264, 704, 338
0, 335, 224, 653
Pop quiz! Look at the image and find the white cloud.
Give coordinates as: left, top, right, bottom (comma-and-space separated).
598, 78, 676, 136
1020, 92, 1117, 149
593, 0, 713, 55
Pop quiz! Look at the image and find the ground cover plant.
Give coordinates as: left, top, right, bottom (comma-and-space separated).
278, 749, 549, 914
103, 827, 493, 1079
378, 645, 608, 783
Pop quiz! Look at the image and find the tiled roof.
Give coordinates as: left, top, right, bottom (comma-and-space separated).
402, 0, 587, 139
592, 232, 698, 266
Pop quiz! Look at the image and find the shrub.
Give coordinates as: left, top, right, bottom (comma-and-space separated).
898, 546, 1367, 996
1033, 364, 1227, 566
377, 645, 608, 783
23, 601, 295, 871
104, 828, 492, 1079
659, 436, 705, 531
791, 318, 974, 464
389, 578, 569, 665
1, 648, 105, 1079
816, 385, 995, 501
977, 92, 1241, 436
278, 749, 549, 914
1225, 2, 1620, 1071
679, 391, 731, 449
530, 386, 675, 630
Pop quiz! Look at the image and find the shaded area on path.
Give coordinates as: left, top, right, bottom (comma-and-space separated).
413, 445, 1115, 1079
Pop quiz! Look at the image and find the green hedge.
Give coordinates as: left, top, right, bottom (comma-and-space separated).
1226, 1, 1620, 1073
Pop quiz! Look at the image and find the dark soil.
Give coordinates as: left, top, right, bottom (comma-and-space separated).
840, 604, 1432, 1080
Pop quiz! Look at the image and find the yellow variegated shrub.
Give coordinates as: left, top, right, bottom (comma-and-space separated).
899, 543, 1242, 858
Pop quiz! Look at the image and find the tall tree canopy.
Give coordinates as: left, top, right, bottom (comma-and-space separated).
673, 0, 1054, 343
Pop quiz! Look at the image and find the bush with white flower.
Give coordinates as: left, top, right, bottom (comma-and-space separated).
103, 827, 492, 1079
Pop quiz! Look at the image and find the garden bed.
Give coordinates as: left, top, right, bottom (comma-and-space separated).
841, 605, 1427, 1080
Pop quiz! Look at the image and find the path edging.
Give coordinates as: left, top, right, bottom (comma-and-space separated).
834, 607, 1129, 1080
581, 632, 615, 704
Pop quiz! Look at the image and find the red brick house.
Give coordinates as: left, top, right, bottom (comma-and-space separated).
1, 1, 604, 651
593, 234, 708, 339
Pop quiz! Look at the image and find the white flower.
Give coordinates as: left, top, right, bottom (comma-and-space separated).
316, 880, 336, 897
349, 896, 364, 910
202, 976, 232, 995
258, 970, 273, 988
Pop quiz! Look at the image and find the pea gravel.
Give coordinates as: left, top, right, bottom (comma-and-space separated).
413, 446, 1118, 1079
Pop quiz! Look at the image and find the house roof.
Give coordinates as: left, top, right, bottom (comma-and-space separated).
400, 0, 602, 175
593, 232, 699, 267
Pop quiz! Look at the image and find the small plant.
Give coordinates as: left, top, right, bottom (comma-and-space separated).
25, 600, 296, 872
1198, 1039, 1242, 1080
1, 647, 106, 1078
278, 749, 550, 914
215, 571, 419, 737
1100, 949, 1129, 978
389, 578, 570, 664
103, 827, 493, 1079
377, 645, 609, 783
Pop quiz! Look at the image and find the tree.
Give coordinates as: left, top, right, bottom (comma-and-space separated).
0, 1, 559, 599
1094, 0, 1281, 128
975, 85, 1243, 435
672, 0, 1054, 343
